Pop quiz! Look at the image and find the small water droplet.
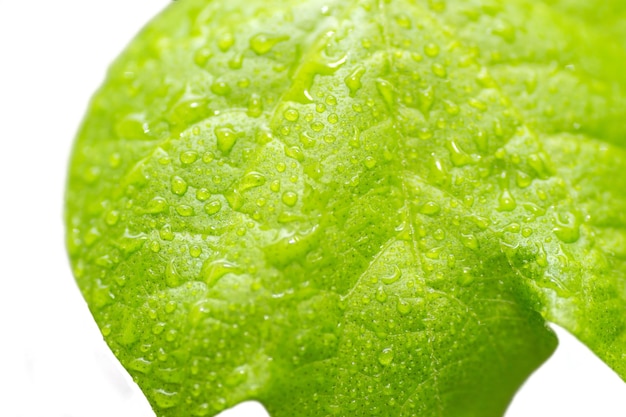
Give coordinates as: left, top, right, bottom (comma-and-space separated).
250, 33, 288, 55
282, 191, 298, 207
215, 126, 238, 154
432, 63, 447, 78
282, 108, 299, 123
180, 151, 198, 165
204, 200, 222, 215
196, 188, 211, 201
364, 156, 377, 169
345, 66, 366, 96
382, 265, 402, 285
424, 43, 440, 57
378, 347, 394, 366
240, 172, 267, 191
176, 204, 194, 217
217, 32, 235, 52
171, 176, 188, 196
420, 201, 440, 215
247, 94, 263, 118
376, 79, 395, 107
211, 81, 231, 96
498, 189, 517, 211
553, 211, 580, 243
460, 233, 479, 250
376, 286, 388, 303
151, 389, 180, 409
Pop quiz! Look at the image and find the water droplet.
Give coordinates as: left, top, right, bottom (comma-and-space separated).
105, 210, 120, 226
492, 20, 516, 43
458, 268, 475, 286
165, 259, 181, 287
553, 211, 580, 243
211, 81, 231, 96
215, 126, 238, 154
225, 189, 244, 210
516, 171, 532, 188
176, 204, 194, 217
443, 100, 460, 115
283, 108, 299, 122
446, 139, 471, 166
171, 176, 188, 196
201, 259, 242, 286
460, 233, 479, 250
247, 94, 263, 118
217, 32, 234, 52
395, 13, 412, 29
284, 31, 347, 103
382, 265, 402, 284
240, 172, 267, 191
190, 245, 202, 258
432, 63, 447, 78
498, 189, 517, 211
345, 66, 365, 96
151, 389, 180, 409
204, 200, 222, 215
424, 43, 440, 57
469, 98, 488, 111
376, 286, 388, 302
196, 188, 211, 201
282, 191, 298, 207
285, 146, 305, 162
396, 298, 412, 315
418, 86, 435, 116
228, 53, 244, 69
420, 201, 440, 215
160, 224, 174, 241
364, 156, 377, 169
378, 347, 394, 366
250, 33, 288, 55
129, 358, 152, 374
376, 79, 395, 107
180, 150, 198, 165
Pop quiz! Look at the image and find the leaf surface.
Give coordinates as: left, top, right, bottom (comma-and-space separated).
66, 0, 626, 416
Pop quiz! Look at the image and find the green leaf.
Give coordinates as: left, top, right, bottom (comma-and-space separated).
65, 0, 626, 416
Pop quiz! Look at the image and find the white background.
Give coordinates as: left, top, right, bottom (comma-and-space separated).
1, 1, 625, 416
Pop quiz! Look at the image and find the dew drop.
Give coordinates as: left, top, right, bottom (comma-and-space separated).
215, 126, 238, 154
420, 201, 441, 215
176, 204, 194, 217
460, 233, 479, 250
345, 66, 366, 96
364, 156, 377, 169
282, 191, 298, 207
283, 108, 299, 122
424, 43, 440, 57
247, 94, 263, 118
498, 189, 517, 211
553, 211, 580, 244
250, 33, 288, 55
378, 347, 394, 366
152, 389, 180, 409
180, 150, 198, 165
376, 79, 395, 107
217, 32, 234, 52
240, 172, 267, 191
196, 188, 211, 201
396, 298, 412, 315
204, 200, 222, 215
376, 286, 388, 303
381, 265, 401, 284
171, 176, 188, 196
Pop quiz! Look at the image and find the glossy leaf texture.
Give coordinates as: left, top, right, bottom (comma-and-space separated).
65, 0, 626, 416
